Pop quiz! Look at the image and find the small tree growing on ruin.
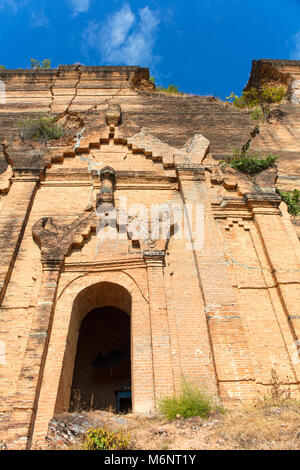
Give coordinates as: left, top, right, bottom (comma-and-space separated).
30, 58, 51, 69
226, 81, 286, 123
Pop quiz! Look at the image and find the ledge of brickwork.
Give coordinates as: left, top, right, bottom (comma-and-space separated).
244, 192, 282, 215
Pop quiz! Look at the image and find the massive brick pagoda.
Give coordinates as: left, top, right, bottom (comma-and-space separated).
0, 60, 300, 449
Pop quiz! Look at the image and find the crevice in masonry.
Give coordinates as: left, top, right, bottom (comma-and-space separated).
103, 79, 128, 107
219, 379, 300, 385
255, 381, 300, 387
2, 143, 14, 167
48, 68, 60, 114
49, 84, 54, 113
50, 65, 83, 121
0, 305, 36, 310
218, 379, 256, 383
0, 144, 13, 193
66, 66, 82, 115
45, 68, 129, 173
241, 125, 260, 154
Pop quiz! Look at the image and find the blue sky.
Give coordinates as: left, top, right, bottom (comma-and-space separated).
0, 0, 300, 98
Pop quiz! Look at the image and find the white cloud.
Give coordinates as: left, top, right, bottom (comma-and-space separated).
0, 1, 50, 29
31, 11, 49, 28
82, 3, 161, 67
290, 31, 300, 59
0, 0, 28, 13
69, 0, 90, 16
103, 3, 135, 50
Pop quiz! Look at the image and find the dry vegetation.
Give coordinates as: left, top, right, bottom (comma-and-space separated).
43, 372, 300, 451
43, 401, 300, 451
130, 403, 300, 450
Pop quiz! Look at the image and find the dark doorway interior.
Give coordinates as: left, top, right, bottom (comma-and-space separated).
69, 306, 131, 413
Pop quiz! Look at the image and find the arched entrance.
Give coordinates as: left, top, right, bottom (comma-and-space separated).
31, 272, 156, 445
55, 280, 133, 414
69, 306, 131, 412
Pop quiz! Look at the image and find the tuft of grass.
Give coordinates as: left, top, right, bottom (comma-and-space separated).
149, 77, 184, 96
84, 427, 131, 450
156, 84, 183, 95
277, 189, 300, 216
158, 381, 213, 421
16, 114, 64, 141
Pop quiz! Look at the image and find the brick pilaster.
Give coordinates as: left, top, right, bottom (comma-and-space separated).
176, 164, 256, 402
143, 250, 175, 401
245, 193, 300, 347
0, 168, 40, 305
7, 258, 62, 449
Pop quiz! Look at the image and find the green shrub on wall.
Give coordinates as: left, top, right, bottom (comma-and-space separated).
223, 148, 278, 175
277, 189, 300, 216
16, 114, 63, 141
158, 381, 215, 421
228, 151, 278, 175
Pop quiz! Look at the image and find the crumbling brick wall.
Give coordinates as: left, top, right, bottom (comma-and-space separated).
0, 62, 300, 449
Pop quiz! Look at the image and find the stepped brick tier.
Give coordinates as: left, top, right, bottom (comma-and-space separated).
0, 60, 300, 449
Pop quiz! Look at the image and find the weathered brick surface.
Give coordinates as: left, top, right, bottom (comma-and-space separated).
0, 63, 300, 449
